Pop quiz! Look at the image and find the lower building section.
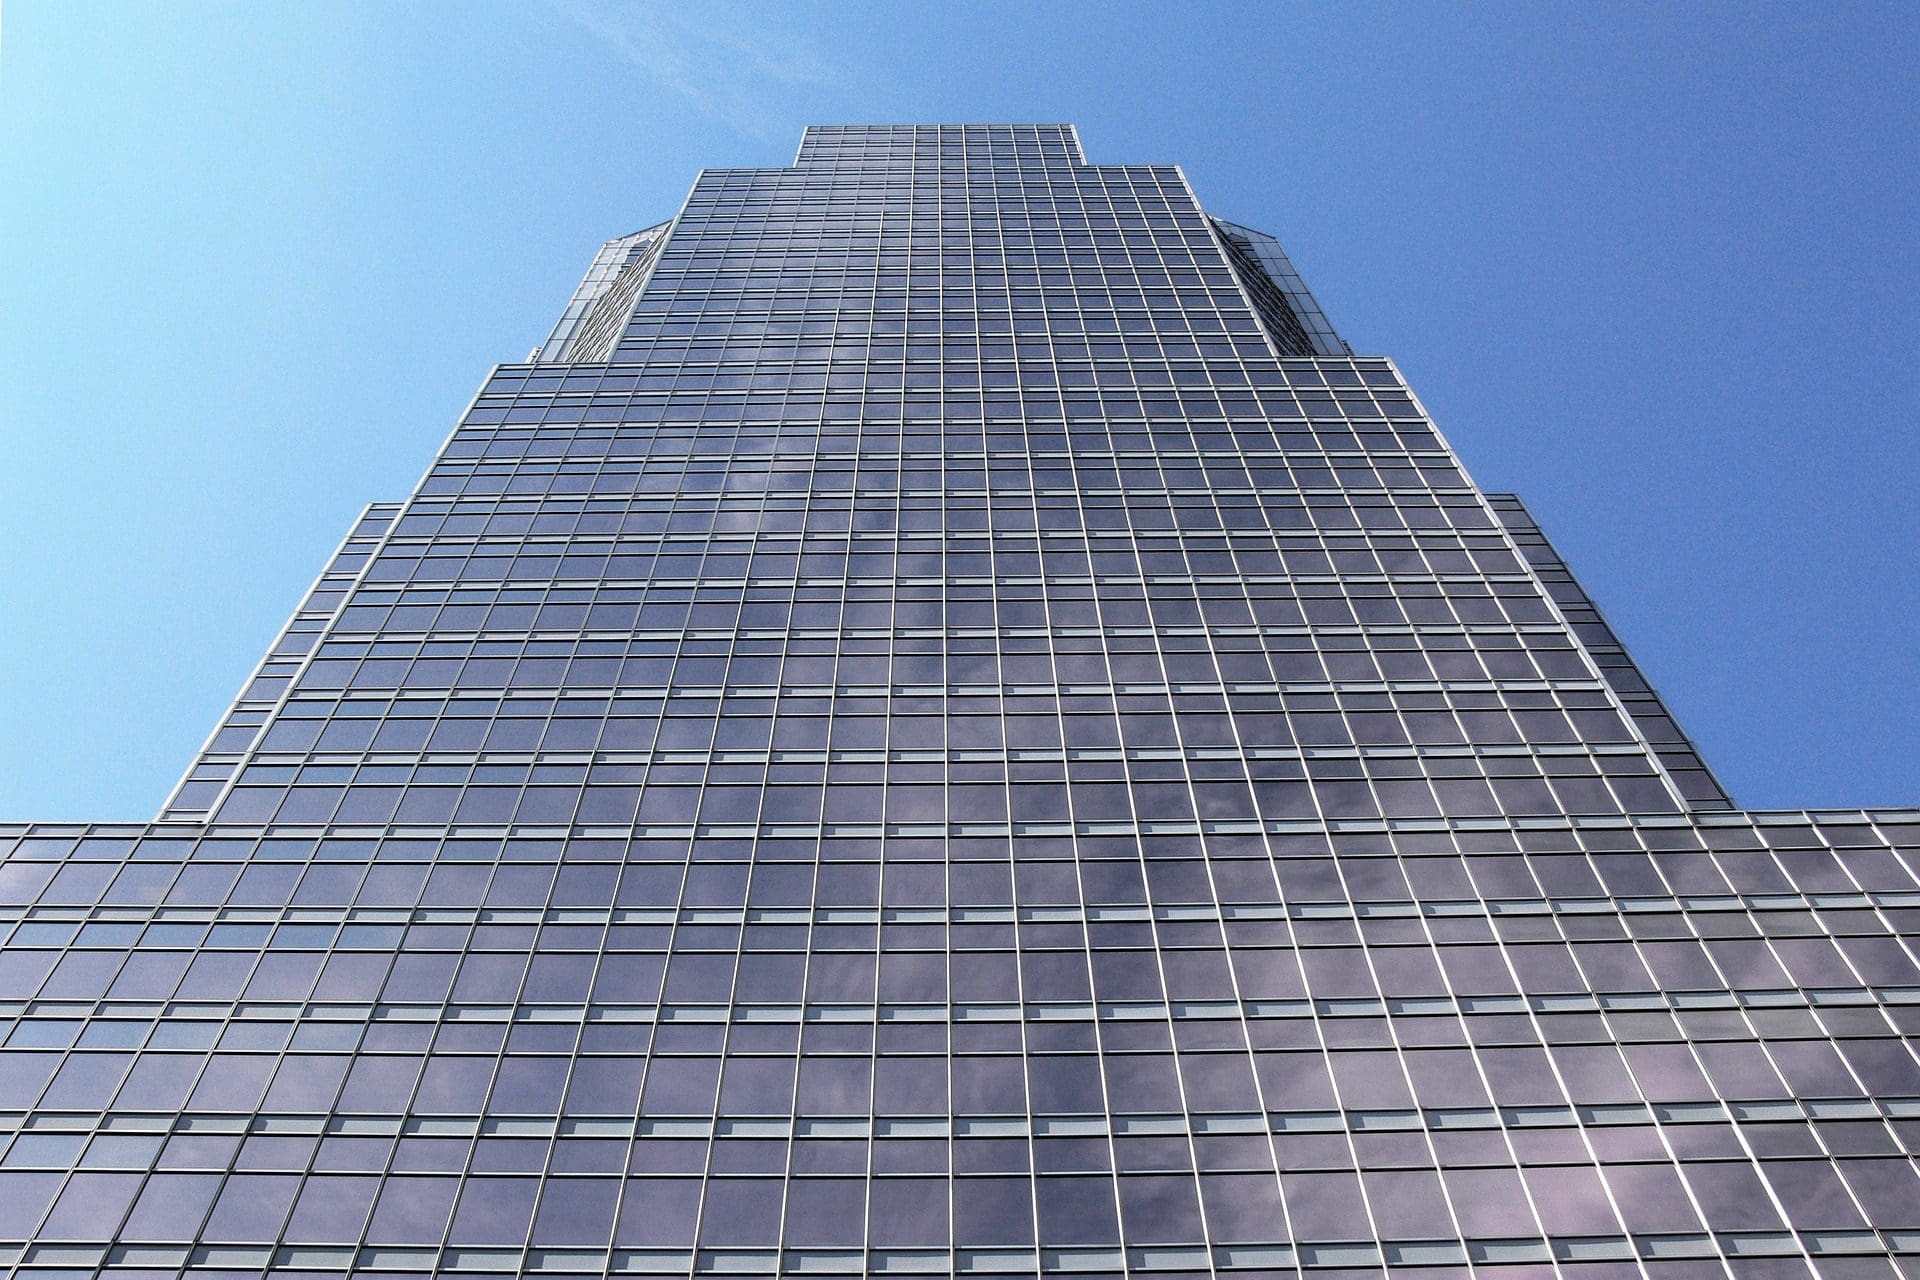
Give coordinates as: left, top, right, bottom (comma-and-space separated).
1, 807, 1918, 1276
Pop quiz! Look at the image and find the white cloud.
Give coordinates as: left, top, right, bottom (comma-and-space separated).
540, 0, 853, 141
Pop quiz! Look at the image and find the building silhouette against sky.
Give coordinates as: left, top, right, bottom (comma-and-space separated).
3, 124, 1919, 1278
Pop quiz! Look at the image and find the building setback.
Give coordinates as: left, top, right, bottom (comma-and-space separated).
4, 124, 1919, 1279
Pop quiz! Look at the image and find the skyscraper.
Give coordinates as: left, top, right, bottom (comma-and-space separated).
4, 122, 1917, 1278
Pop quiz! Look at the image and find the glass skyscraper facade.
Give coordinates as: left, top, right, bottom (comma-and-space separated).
5, 123, 1919, 1280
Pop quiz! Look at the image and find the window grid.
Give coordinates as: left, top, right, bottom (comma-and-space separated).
5, 124, 1919, 1277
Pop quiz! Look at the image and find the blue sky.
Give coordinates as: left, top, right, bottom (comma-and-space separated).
1, 1, 1914, 819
